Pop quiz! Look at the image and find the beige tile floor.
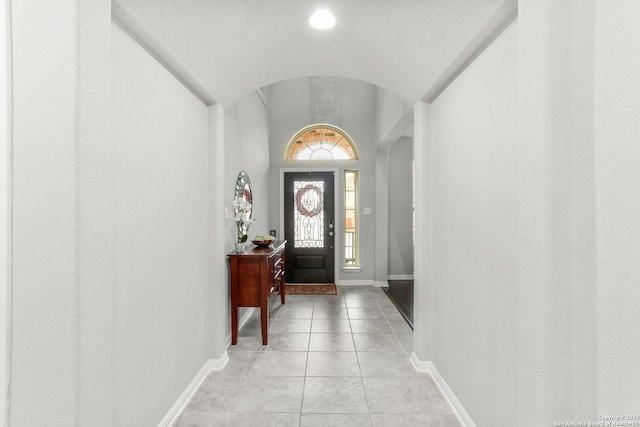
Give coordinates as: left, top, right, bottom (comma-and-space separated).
176, 286, 461, 427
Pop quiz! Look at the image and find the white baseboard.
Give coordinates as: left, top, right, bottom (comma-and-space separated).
388, 274, 414, 281
207, 352, 230, 372
157, 353, 229, 427
338, 279, 374, 286
410, 353, 476, 427
409, 352, 431, 373
373, 281, 388, 288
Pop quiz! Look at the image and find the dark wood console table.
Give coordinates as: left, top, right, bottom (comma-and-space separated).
228, 240, 286, 345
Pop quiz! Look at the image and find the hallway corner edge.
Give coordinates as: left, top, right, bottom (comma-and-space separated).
410, 353, 476, 427
157, 353, 229, 427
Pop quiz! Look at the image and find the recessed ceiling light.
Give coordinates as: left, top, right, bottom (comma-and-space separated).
309, 9, 336, 30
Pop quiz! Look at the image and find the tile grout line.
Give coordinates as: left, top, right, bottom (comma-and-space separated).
297, 299, 315, 424
348, 291, 376, 425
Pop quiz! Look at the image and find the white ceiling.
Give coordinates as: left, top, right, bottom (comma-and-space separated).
114, 0, 515, 106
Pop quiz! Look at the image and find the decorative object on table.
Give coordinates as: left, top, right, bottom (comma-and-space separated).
233, 170, 255, 253
234, 241, 246, 253
251, 234, 277, 247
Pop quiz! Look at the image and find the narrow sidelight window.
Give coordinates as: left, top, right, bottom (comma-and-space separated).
344, 170, 358, 267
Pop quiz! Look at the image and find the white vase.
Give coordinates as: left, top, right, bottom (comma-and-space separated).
235, 242, 245, 253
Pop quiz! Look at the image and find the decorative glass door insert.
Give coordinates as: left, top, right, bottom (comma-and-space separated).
294, 181, 325, 248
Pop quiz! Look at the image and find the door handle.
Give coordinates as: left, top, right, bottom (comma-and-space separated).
329, 231, 334, 237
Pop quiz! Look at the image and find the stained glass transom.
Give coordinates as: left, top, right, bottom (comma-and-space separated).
294, 181, 325, 248
286, 125, 358, 160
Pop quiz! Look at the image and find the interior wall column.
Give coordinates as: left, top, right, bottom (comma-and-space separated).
10, 0, 113, 424
517, 0, 597, 423
411, 101, 432, 362
591, 0, 640, 412
1, 1, 11, 425
373, 144, 390, 287
570, 0, 597, 418
207, 103, 228, 360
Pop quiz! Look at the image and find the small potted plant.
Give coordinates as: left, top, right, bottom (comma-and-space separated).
233, 199, 255, 253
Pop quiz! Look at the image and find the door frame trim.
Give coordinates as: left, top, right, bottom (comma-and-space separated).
280, 167, 340, 284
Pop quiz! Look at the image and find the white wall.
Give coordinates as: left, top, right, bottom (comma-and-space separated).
387, 137, 414, 276
374, 86, 410, 143
429, 23, 518, 426
267, 77, 376, 283
112, 25, 209, 426
10, 1, 112, 425
223, 91, 271, 333
516, 2, 640, 422
224, 92, 271, 248
593, 0, 640, 412
421, 2, 640, 423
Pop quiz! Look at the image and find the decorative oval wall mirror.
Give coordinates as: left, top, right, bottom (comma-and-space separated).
234, 170, 252, 221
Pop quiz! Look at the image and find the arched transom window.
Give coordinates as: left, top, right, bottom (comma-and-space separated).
285, 124, 359, 160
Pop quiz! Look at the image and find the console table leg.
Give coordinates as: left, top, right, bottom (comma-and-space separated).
231, 306, 238, 345
261, 304, 268, 345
